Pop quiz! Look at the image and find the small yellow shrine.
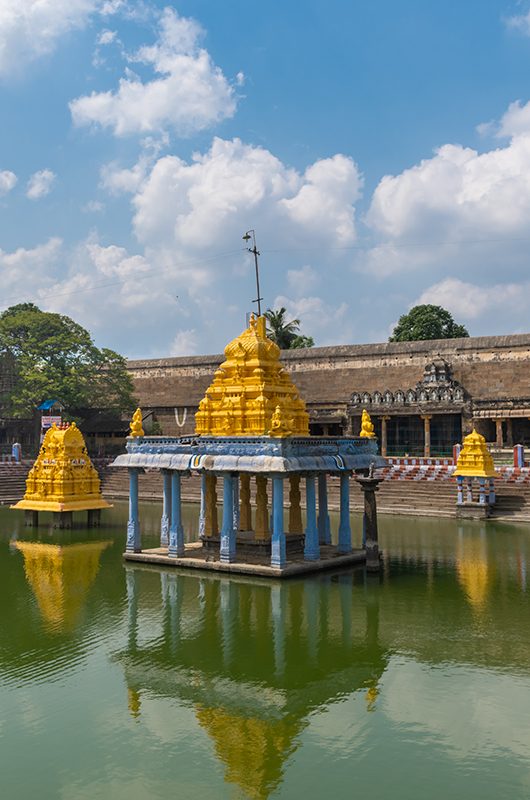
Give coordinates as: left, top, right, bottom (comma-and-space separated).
195, 314, 309, 437
359, 409, 376, 438
12, 422, 111, 525
453, 429, 496, 513
453, 429, 495, 478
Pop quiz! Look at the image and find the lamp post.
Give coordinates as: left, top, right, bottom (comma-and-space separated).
242, 229, 263, 316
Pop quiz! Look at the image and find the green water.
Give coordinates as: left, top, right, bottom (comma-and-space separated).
1, 503, 530, 800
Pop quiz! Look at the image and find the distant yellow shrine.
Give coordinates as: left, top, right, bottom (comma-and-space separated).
454, 429, 495, 478
12, 422, 111, 519
195, 314, 309, 437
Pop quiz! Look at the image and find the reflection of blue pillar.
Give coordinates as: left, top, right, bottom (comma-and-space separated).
304, 580, 318, 663
169, 472, 185, 557
126, 568, 138, 651
318, 474, 331, 545
271, 475, 286, 568
199, 473, 206, 537
220, 581, 237, 666
338, 472, 352, 553
304, 475, 319, 560
161, 470, 171, 547
271, 584, 286, 676
126, 468, 141, 552
220, 474, 236, 563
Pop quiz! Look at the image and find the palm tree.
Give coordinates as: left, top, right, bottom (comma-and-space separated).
264, 308, 314, 349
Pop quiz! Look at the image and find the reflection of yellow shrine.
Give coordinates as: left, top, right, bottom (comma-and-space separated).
12, 422, 111, 514
196, 706, 304, 800
456, 536, 491, 614
15, 540, 111, 631
195, 314, 309, 437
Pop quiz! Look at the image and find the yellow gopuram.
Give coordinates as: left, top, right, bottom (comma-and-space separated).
12, 422, 112, 519
453, 429, 495, 478
195, 314, 309, 437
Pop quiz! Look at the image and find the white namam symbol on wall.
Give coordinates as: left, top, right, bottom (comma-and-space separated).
174, 408, 187, 428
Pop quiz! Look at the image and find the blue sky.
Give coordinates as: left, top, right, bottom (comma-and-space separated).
2, 0, 530, 357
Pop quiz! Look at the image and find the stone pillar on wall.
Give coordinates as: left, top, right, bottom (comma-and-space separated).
495, 418, 505, 448
506, 418, 514, 448
380, 416, 390, 458
421, 415, 432, 458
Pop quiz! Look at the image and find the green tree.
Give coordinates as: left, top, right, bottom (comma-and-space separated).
389, 304, 469, 342
264, 307, 314, 349
0, 303, 136, 417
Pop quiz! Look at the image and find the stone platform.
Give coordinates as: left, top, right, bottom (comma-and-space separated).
123, 542, 367, 578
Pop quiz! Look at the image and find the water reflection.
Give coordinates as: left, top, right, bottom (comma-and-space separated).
15, 540, 111, 631
119, 568, 387, 799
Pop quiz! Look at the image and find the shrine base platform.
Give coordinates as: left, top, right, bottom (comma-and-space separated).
123, 542, 368, 578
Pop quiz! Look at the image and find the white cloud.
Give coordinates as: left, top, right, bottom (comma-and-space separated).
416, 277, 525, 320
82, 199, 104, 213
0, 0, 100, 77
70, 7, 237, 137
26, 169, 56, 200
286, 265, 319, 294
273, 294, 349, 345
505, 10, 530, 36
363, 101, 530, 285
280, 155, 362, 245
97, 28, 117, 45
171, 329, 198, 356
0, 238, 63, 304
0, 170, 17, 196
131, 137, 361, 255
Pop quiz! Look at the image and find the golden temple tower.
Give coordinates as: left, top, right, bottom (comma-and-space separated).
12, 422, 112, 519
195, 314, 309, 437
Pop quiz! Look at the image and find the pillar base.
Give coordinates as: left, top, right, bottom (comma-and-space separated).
366, 545, 381, 572
24, 510, 38, 527
53, 511, 73, 529
455, 502, 491, 519
87, 509, 101, 528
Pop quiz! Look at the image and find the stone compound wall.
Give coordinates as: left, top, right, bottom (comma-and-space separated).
127, 333, 530, 435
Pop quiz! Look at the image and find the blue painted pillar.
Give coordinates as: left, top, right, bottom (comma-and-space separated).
160, 470, 171, 547
317, 473, 331, 545
338, 472, 352, 553
220, 474, 236, 563
271, 475, 286, 568
456, 476, 464, 505
489, 478, 496, 505
199, 473, 206, 537
232, 474, 240, 533
126, 468, 141, 553
479, 477, 486, 504
304, 475, 319, 560
169, 472, 185, 557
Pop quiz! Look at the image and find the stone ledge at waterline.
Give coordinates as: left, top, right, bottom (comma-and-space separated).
4, 461, 530, 521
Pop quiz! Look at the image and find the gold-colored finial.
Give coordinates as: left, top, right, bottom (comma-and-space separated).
359, 409, 376, 438
130, 408, 144, 438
